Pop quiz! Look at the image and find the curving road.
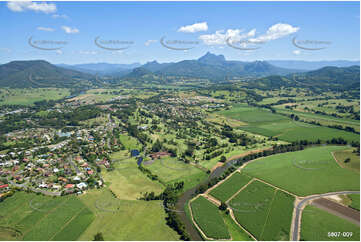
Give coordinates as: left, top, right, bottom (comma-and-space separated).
291, 191, 360, 241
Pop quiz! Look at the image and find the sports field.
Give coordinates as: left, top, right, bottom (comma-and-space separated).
190, 196, 230, 239
300, 205, 360, 241
242, 146, 360, 196
102, 158, 164, 200
228, 180, 294, 240
118, 134, 141, 150
78, 188, 180, 241
0, 192, 93, 241
146, 157, 208, 190
209, 172, 252, 202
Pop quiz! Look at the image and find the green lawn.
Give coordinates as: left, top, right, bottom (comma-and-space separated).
146, 157, 208, 191
0, 192, 93, 241
301, 205, 360, 241
190, 196, 230, 240
209, 172, 252, 202
118, 134, 141, 150
334, 148, 360, 172
242, 146, 360, 196
78, 188, 180, 241
102, 158, 164, 200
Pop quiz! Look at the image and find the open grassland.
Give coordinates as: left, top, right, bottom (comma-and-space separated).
209, 172, 252, 202
260, 190, 294, 241
190, 196, 230, 240
300, 205, 360, 241
242, 146, 360, 196
78, 188, 180, 241
348, 194, 360, 211
0, 192, 93, 241
334, 148, 360, 172
146, 157, 207, 190
228, 180, 276, 239
102, 158, 164, 200
0, 88, 70, 105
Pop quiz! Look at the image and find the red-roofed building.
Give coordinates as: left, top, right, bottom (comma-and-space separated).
64, 184, 74, 189
87, 170, 94, 175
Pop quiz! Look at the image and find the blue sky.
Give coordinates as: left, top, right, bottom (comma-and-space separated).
0, 1, 359, 64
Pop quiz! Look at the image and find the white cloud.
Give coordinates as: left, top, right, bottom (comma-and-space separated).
56, 50, 63, 55
249, 23, 299, 43
199, 28, 255, 45
52, 14, 68, 19
79, 50, 97, 55
145, 40, 157, 46
7, 1, 56, 14
37, 26, 54, 32
178, 22, 208, 33
61, 26, 79, 34
293, 50, 301, 55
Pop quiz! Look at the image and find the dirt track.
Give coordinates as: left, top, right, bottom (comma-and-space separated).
312, 198, 360, 225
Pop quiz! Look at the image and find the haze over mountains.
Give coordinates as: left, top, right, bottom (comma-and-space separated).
0, 52, 359, 88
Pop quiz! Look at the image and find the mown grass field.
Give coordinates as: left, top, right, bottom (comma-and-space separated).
334, 148, 360, 172
242, 146, 360, 196
146, 157, 208, 191
118, 134, 141, 150
209, 172, 252, 202
0, 192, 93, 241
228, 180, 276, 239
78, 188, 180, 241
102, 158, 164, 200
301, 205, 360, 241
0, 88, 70, 105
190, 196, 230, 240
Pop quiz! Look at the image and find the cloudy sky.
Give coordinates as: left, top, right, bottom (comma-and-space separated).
0, 1, 359, 64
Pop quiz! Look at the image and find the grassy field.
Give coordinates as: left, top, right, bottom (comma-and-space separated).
348, 194, 360, 211
301, 205, 360, 241
118, 134, 141, 150
0, 88, 70, 105
209, 172, 252, 202
228, 180, 276, 239
78, 188, 180, 241
221, 212, 254, 241
242, 146, 360, 196
0, 192, 93, 241
190, 196, 230, 240
260, 190, 295, 240
145, 157, 208, 191
334, 148, 360, 172
102, 158, 164, 200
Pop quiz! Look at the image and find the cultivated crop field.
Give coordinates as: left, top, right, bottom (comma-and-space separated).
190, 196, 230, 240
334, 148, 360, 172
0, 192, 94, 241
228, 180, 294, 240
209, 172, 252, 202
301, 205, 360, 241
242, 146, 360, 196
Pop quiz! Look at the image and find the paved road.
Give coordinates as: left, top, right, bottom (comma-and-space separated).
291, 191, 360, 241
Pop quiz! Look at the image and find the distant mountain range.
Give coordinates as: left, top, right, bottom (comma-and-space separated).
267, 60, 360, 70
0, 53, 359, 88
124, 52, 302, 80
0, 60, 94, 88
